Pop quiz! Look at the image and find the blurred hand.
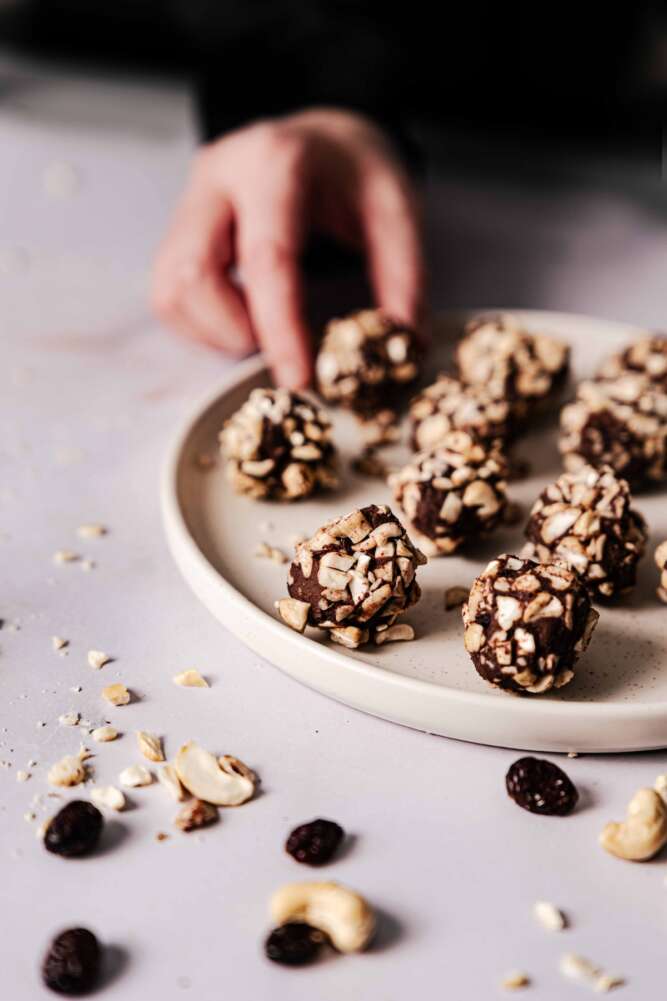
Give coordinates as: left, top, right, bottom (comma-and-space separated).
151, 108, 425, 388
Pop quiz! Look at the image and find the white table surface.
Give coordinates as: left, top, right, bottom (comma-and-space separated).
1, 56, 667, 1000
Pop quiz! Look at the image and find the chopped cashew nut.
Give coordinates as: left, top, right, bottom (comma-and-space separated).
270, 881, 375, 953
51, 636, 68, 651
501, 971, 530, 990
91, 786, 125, 811
91, 725, 118, 743
48, 750, 89, 787
559, 953, 625, 993
53, 549, 79, 564
102, 683, 130, 706
173, 670, 208, 688
158, 764, 185, 801
119, 764, 153, 788
275, 597, 310, 633
77, 523, 107, 538
533, 900, 565, 931
136, 731, 164, 762
88, 650, 111, 670
174, 799, 218, 831
175, 741, 255, 806
599, 788, 667, 861
58, 712, 80, 727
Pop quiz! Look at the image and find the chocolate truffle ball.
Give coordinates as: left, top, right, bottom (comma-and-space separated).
655, 540, 667, 605
597, 334, 667, 388
559, 374, 667, 489
462, 554, 599, 694
315, 309, 421, 443
390, 430, 509, 555
456, 314, 570, 416
220, 388, 338, 501
409, 374, 515, 452
280, 504, 426, 649
523, 465, 647, 600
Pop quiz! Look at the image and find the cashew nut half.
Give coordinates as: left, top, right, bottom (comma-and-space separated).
599, 788, 667, 861
270, 881, 375, 953
175, 741, 255, 806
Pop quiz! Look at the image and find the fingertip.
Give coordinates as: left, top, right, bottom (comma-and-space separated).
273, 355, 312, 390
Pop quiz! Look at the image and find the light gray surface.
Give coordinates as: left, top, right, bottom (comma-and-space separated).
1, 57, 667, 1000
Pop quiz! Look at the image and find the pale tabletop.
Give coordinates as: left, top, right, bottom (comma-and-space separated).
1, 55, 666, 1000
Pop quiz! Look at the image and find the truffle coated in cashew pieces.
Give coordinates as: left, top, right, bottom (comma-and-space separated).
270, 882, 376, 953
599, 788, 667, 861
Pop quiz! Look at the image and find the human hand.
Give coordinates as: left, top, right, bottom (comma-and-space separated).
151, 108, 425, 388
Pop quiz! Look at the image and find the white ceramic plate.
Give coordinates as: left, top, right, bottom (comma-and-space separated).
162, 310, 667, 753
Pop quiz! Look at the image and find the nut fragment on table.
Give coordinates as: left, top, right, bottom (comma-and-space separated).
102, 683, 130, 706
136, 731, 164, 762
533, 900, 565, 931
599, 787, 667, 861
77, 523, 107, 538
255, 541, 288, 564
270, 881, 376, 953
48, 749, 89, 787
174, 798, 218, 832
559, 953, 625, 993
559, 373, 667, 488
90, 785, 125, 812
391, 431, 509, 556
175, 741, 255, 806
88, 649, 111, 670
655, 540, 667, 604
463, 554, 598, 694
119, 764, 153, 788
523, 465, 647, 600
456, 313, 569, 415
53, 549, 79, 564
281, 504, 425, 649
173, 669, 208, 688
158, 764, 185, 801
91, 725, 118, 743
316, 309, 421, 431
410, 374, 515, 451
501, 971, 531, 990
220, 387, 338, 501
51, 635, 68, 651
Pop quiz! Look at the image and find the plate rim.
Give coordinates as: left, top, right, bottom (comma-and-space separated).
161, 309, 667, 748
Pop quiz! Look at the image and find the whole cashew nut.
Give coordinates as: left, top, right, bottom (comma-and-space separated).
599, 788, 667, 861
270, 881, 376, 953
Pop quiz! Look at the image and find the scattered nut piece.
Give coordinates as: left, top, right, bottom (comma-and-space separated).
48, 750, 88, 787
90, 785, 125, 811
58, 712, 80, 727
16, 770, 30, 782
559, 953, 625, 993
155, 831, 169, 842
88, 650, 111, 670
444, 586, 469, 610
173, 669, 208, 688
51, 636, 68, 651
255, 541, 288, 565
136, 731, 164, 763
654, 774, 667, 803
175, 741, 255, 806
119, 765, 152, 788
91, 726, 118, 743
600, 787, 667, 861
102, 683, 130, 707
270, 881, 375, 953
533, 900, 565, 932
80, 559, 95, 572
501, 971, 530, 990
77, 523, 107, 538
53, 549, 79, 564
374, 623, 415, 645
158, 764, 185, 801
275, 597, 310, 633
174, 799, 218, 832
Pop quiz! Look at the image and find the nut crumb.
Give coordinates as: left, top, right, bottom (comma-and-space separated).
501, 971, 530, 990
88, 649, 111, 670
559, 953, 625, 993
174, 798, 218, 832
91, 725, 118, 742
155, 831, 169, 842
80, 559, 95, 572
58, 712, 80, 727
255, 541, 288, 564
16, 770, 30, 783
51, 636, 69, 651
533, 900, 565, 932
137, 731, 164, 763
77, 523, 107, 538
119, 764, 152, 788
173, 669, 208, 688
24, 811, 36, 823
567, 751, 579, 758
102, 683, 130, 707
91, 785, 125, 811
53, 549, 79, 564
444, 586, 469, 610
47, 750, 88, 787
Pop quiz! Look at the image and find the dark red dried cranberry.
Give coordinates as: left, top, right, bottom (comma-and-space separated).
44, 801, 104, 858
285, 818, 344, 866
506, 756, 579, 816
42, 928, 100, 994
264, 923, 324, 965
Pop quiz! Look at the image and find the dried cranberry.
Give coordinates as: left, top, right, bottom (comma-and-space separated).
264, 923, 324, 965
42, 928, 100, 994
44, 801, 104, 858
506, 756, 579, 816
285, 818, 344, 866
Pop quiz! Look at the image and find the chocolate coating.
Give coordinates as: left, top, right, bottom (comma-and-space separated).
559, 374, 667, 489
391, 430, 508, 555
286, 504, 426, 648
462, 554, 599, 694
220, 388, 338, 501
523, 465, 647, 600
597, 334, 667, 388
